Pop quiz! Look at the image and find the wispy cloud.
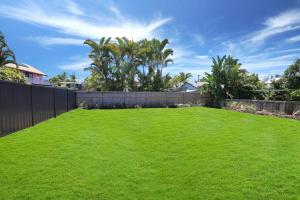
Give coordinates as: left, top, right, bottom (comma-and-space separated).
65, 0, 84, 16
286, 35, 300, 43
0, 0, 172, 41
30, 36, 84, 46
59, 58, 90, 71
247, 9, 300, 44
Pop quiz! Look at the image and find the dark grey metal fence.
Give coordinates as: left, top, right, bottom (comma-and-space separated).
0, 80, 76, 136
77, 91, 211, 108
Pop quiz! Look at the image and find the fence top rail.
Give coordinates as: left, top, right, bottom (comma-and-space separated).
77, 90, 202, 94
0, 80, 76, 91
225, 99, 300, 104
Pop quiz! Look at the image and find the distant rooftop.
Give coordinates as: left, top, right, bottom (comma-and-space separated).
5, 63, 47, 76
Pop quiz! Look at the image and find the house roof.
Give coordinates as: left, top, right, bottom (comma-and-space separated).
5, 63, 47, 76
180, 82, 197, 89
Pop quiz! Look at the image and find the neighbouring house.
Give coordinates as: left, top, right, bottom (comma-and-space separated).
5, 63, 50, 86
58, 81, 82, 90
177, 82, 203, 92
263, 74, 282, 89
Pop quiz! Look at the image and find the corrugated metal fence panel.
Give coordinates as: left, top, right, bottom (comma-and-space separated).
32, 86, 55, 124
68, 90, 76, 110
55, 88, 68, 116
0, 80, 77, 136
77, 91, 211, 108
103, 92, 125, 107
0, 81, 32, 136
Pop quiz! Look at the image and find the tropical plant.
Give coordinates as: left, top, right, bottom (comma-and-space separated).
83, 37, 174, 92
49, 72, 74, 86
0, 67, 26, 83
202, 55, 264, 107
283, 59, 300, 89
0, 32, 16, 68
171, 72, 192, 88
290, 89, 300, 101
70, 73, 76, 82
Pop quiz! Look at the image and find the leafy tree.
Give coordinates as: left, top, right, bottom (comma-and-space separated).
290, 89, 300, 101
49, 72, 75, 86
202, 55, 264, 107
0, 32, 16, 68
83, 73, 103, 91
283, 59, 300, 89
48, 76, 60, 87
0, 67, 26, 83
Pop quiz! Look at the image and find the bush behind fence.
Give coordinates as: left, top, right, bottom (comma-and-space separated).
0, 80, 76, 136
225, 99, 300, 115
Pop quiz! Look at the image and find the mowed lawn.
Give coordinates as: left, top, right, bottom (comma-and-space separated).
1, 108, 300, 199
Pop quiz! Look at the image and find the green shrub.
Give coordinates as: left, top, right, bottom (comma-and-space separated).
0, 67, 26, 83
290, 89, 300, 101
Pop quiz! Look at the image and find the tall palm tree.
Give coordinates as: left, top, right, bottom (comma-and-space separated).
0, 32, 16, 67
84, 37, 112, 90
151, 39, 173, 91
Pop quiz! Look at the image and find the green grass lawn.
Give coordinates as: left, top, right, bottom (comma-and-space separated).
1, 107, 300, 199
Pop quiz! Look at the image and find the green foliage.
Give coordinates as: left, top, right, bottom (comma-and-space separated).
0, 67, 26, 83
267, 90, 290, 101
1, 108, 300, 199
271, 78, 286, 89
201, 55, 264, 107
290, 89, 300, 101
83, 73, 103, 91
0, 31, 16, 67
49, 72, 76, 86
171, 72, 192, 88
84, 37, 173, 91
284, 59, 300, 89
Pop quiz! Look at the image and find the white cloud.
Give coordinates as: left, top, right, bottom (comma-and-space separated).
193, 34, 205, 46
65, 0, 84, 16
248, 9, 300, 44
59, 59, 90, 71
195, 55, 209, 59
0, 1, 172, 41
286, 35, 300, 43
30, 36, 84, 46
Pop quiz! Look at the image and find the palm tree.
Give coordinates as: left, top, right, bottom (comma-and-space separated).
0, 32, 16, 67
57, 72, 68, 82
178, 72, 192, 84
151, 39, 173, 91
84, 37, 113, 90
70, 73, 76, 82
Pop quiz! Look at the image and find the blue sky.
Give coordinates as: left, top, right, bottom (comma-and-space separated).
0, 0, 300, 81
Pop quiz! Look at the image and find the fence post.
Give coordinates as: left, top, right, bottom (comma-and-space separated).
123, 92, 126, 108
165, 92, 168, 106
101, 92, 104, 108
53, 88, 56, 118
74, 90, 77, 108
30, 85, 34, 126
66, 90, 69, 112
